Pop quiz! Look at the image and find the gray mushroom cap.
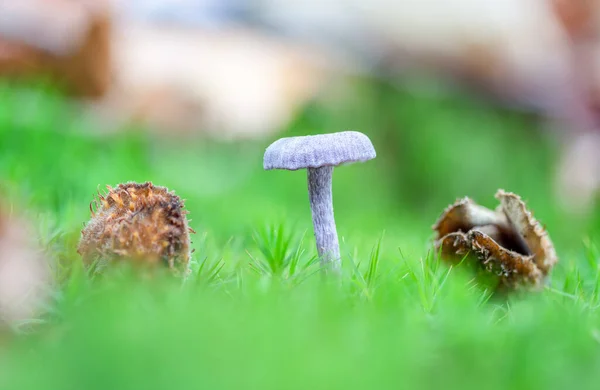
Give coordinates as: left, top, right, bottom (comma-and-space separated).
263, 131, 376, 171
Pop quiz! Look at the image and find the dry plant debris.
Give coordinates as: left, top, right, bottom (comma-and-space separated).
433, 190, 558, 290
78, 182, 193, 276
0, 208, 50, 328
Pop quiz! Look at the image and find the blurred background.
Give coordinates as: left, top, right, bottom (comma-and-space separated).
2, 0, 600, 250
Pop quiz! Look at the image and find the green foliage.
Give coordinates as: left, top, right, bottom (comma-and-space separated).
0, 79, 600, 390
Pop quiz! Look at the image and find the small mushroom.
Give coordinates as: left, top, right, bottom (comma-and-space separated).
264, 131, 376, 273
433, 190, 558, 290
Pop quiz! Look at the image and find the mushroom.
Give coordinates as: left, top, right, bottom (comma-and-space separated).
264, 131, 376, 273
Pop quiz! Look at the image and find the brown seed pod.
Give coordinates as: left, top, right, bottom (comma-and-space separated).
77, 182, 193, 275
433, 190, 558, 290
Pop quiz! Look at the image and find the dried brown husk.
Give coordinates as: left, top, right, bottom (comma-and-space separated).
78, 182, 193, 276
433, 190, 557, 290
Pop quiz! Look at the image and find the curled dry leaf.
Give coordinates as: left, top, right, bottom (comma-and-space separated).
433, 190, 558, 290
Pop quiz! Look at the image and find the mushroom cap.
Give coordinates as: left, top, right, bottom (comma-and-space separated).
263, 131, 376, 170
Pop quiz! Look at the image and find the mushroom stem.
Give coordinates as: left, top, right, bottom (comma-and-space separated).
307, 166, 340, 273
